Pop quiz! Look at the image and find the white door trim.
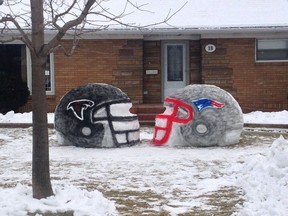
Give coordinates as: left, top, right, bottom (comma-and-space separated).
161, 41, 189, 100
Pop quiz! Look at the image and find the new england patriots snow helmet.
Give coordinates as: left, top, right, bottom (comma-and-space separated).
152, 84, 243, 147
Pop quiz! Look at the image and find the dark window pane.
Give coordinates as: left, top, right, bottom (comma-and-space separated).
167, 45, 183, 81
0, 44, 23, 79
257, 50, 288, 61
257, 39, 288, 61
45, 55, 51, 91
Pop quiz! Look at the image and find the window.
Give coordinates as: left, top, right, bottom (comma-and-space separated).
45, 55, 53, 92
167, 45, 184, 81
256, 39, 288, 61
26, 48, 55, 95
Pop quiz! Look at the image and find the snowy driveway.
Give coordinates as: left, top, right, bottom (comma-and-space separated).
0, 126, 288, 215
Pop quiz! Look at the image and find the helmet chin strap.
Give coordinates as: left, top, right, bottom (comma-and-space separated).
152, 117, 173, 146
101, 124, 115, 148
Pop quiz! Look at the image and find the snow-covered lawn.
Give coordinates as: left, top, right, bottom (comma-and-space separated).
0, 111, 288, 216
1, 110, 288, 125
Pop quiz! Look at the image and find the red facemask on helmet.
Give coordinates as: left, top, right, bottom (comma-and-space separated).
152, 97, 193, 146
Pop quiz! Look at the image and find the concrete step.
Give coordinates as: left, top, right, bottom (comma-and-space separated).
131, 104, 164, 113
131, 104, 164, 126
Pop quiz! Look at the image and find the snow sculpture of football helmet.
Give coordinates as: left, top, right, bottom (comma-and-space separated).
55, 83, 140, 148
152, 84, 243, 147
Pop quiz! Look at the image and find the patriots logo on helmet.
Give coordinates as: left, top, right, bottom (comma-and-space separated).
192, 98, 224, 112
67, 99, 95, 121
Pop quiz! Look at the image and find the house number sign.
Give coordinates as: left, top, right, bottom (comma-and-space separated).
205, 44, 216, 53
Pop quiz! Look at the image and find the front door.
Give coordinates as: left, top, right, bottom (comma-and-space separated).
163, 42, 188, 99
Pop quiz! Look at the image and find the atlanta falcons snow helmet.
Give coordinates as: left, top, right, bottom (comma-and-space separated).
152, 84, 243, 147
54, 83, 140, 148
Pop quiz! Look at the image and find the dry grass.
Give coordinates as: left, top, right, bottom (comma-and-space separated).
96, 186, 243, 216
2, 128, 287, 215
27, 212, 74, 216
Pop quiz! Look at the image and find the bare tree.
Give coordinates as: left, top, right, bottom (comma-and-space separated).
0, 0, 185, 199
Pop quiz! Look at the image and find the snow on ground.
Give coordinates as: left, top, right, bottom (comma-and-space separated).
0, 110, 288, 125
0, 111, 54, 124
244, 110, 288, 125
0, 110, 287, 215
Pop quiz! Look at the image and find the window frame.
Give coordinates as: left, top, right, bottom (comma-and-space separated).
256, 39, 288, 62
26, 47, 55, 95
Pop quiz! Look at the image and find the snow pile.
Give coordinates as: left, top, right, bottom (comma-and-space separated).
234, 136, 288, 215
244, 110, 288, 124
0, 184, 118, 216
0, 111, 31, 123
1, 110, 288, 125
0, 111, 54, 124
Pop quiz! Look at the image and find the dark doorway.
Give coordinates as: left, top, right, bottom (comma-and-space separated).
0, 44, 26, 79
0, 44, 29, 114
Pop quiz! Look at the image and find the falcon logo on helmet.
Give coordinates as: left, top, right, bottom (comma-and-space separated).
67, 99, 95, 121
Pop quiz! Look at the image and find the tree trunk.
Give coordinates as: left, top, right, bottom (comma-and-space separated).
31, 55, 53, 199
31, 0, 53, 199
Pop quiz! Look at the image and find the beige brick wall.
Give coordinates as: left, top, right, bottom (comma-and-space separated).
20, 38, 288, 113
143, 41, 162, 103
21, 39, 143, 112
201, 38, 288, 112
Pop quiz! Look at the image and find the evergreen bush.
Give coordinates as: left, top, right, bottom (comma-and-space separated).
0, 72, 30, 114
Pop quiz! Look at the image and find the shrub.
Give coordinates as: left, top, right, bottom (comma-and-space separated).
0, 72, 30, 114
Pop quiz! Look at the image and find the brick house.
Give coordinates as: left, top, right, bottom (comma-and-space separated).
1, 1, 288, 113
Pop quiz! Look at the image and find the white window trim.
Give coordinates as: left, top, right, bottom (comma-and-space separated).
26, 47, 55, 95
255, 39, 288, 63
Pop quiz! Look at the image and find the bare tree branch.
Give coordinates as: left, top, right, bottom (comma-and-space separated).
1, 0, 187, 55
53, 38, 80, 56
54, 0, 77, 21
48, 0, 78, 30
126, 0, 152, 14
0, 14, 33, 50
162, 1, 188, 28
43, 0, 96, 54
